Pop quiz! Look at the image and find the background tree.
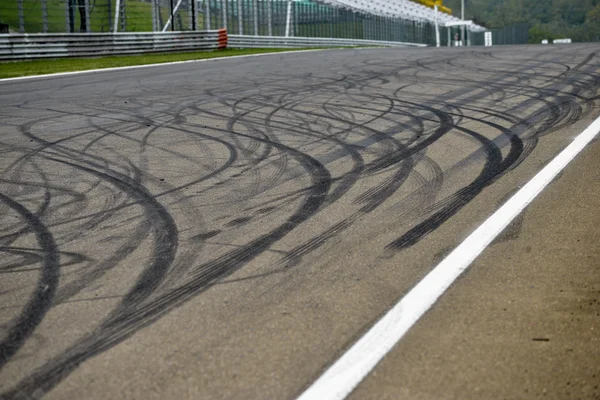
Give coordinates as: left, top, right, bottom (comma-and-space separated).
443, 0, 600, 42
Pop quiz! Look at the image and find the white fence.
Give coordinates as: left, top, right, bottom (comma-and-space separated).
228, 35, 426, 48
0, 31, 429, 61
0, 29, 227, 60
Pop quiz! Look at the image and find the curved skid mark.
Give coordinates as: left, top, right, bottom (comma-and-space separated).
0, 193, 59, 369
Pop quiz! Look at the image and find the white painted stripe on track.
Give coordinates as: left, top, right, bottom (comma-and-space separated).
0, 48, 366, 83
297, 114, 600, 400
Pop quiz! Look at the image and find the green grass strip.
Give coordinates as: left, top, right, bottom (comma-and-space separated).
0, 48, 322, 79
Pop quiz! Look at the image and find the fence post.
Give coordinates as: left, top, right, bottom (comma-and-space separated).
434, 5, 440, 47
236, 0, 241, 34
253, 0, 258, 36
205, 0, 210, 30
66, 0, 70, 32
285, 0, 291, 37
193, 0, 198, 30
69, 0, 76, 32
120, 0, 126, 32
84, 0, 91, 32
188, 0, 192, 30
267, 0, 272, 36
114, 0, 121, 32
18, 0, 24, 32
151, 0, 158, 31
42, 0, 48, 33
170, 0, 174, 31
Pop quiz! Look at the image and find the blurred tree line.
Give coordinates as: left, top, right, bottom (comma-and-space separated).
444, 0, 600, 42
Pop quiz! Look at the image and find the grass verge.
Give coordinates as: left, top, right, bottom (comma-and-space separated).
0, 48, 322, 79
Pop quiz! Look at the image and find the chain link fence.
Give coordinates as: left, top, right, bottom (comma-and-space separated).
0, 0, 439, 45
0, 0, 532, 47
471, 24, 530, 46
0, 0, 203, 33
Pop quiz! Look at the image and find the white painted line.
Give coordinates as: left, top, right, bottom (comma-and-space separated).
0, 48, 366, 83
297, 114, 600, 400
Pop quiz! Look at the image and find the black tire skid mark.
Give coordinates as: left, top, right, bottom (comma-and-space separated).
180, 104, 318, 203
217, 73, 445, 260
283, 110, 364, 206
1, 152, 180, 398
115, 110, 227, 288
227, 94, 291, 199
23, 103, 240, 205
266, 95, 366, 204
271, 102, 448, 264
0, 193, 59, 370
223, 91, 353, 209
416, 55, 510, 102
0, 247, 83, 276
37, 98, 202, 290
16, 119, 147, 242
3, 109, 182, 391
0, 135, 111, 252
4, 47, 600, 396
39, 151, 179, 305
360, 100, 454, 175
0, 151, 95, 281
424, 77, 558, 188
382, 98, 527, 224
384, 151, 445, 223
84, 108, 241, 200
3, 118, 331, 400
269, 76, 438, 209
0, 182, 51, 248
386, 52, 599, 250
387, 117, 523, 250
198, 104, 282, 205
260, 92, 415, 208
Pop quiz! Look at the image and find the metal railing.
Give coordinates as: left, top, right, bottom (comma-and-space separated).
228, 34, 426, 48
0, 29, 227, 60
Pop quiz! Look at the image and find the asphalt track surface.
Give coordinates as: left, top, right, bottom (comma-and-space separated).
0, 44, 599, 399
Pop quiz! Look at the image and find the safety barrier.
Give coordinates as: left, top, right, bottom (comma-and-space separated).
227, 35, 426, 48
0, 29, 227, 61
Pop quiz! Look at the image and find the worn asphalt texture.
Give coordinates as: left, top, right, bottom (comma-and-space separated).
0, 44, 599, 399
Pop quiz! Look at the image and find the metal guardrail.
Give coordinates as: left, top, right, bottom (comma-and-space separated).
0, 30, 424, 61
227, 35, 426, 48
0, 29, 227, 60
